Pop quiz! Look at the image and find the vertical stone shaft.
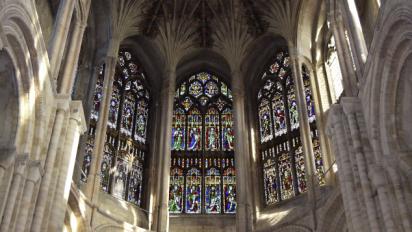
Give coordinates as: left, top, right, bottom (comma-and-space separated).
31, 101, 68, 232
48, 0, 76, 80
60, 20, 88, 94
154, 70, 176, 232
14, 161, 42, 232
342, 98, 379, 231
84, 55, 117, 201
342, 0, 368, 65
49, 102, 85, 231
232, 70, 253, 232
0, 155, 27, 231
330, 106, 364, 232
329, 10, 357, 96
289, 48, 317, 228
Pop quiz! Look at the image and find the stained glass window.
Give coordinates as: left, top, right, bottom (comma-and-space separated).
302, 65, 325, 185
81, 66, 105, 182
258, 50, 306, 205
80, 50, 150, 207
169, 72, 236, 214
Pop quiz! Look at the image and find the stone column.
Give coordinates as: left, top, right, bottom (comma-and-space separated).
153, 69, 176, 232
289, 47, 317, 227
0, 154, 28, 231
326, 111, 354, 232
370, 165, 397, 232
327, 105, 364, 232
231, 70, 253, 232
31, 96, 70, 232
0, 147, 16, 222
84, 55, 117, 201
49, 101, 86, 231
14, 161, 42, 232
48, 0, 76, 80
342, 0, 368, 65
0, 147, 16, 189
328, 9, 358, 96
60, 21, 88, 94
341, 97, 380, 231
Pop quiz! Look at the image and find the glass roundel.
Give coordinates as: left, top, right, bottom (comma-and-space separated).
258, 51, 325, 206
169, 72, 236, 214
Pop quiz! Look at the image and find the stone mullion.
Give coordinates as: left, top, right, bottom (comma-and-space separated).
84, 55, 118, 202
307, 64, 335, 184
154, 70, 176, 232
289, 48, 317, 198
341, 97, 380, 232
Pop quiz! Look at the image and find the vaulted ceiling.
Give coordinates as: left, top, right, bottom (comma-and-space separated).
140, 0, 268, 47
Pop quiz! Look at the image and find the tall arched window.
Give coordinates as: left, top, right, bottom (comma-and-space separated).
302, 65, 325, 185
81, 50, 150, 206
258, 51, 325, 206
169, 72, 236, 214
326, 36, 344, 101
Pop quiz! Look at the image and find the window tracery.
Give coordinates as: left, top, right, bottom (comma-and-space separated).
81, 50, 150, 207
258, 51, 325, 206
169, 72, 236, 214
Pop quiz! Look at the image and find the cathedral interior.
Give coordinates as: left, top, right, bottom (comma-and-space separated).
0, 0, 411, 231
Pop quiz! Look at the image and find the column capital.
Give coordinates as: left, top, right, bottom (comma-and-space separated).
326, 104, 344, 134
14, 154, 29, 176
370, 164, 387, 189
341, 97, 362, 115
0, 146, 16, 169
70, 100, 87, 134
27, 160, 43, 183
56, 94, 71, 112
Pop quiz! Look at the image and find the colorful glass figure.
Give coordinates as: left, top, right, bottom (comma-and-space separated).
205, 108, 219, 151
170, 72, 235, 215
223, 168, 237, 213
91, 65, 105, 121
172, 108, 186, 151
279, 153, 294, 200
273, 95, 287, 137
134, 100, 148, 143
263, 157, 278, 204
186, 168, 202, 214
259, 100, 273, 143
187, 109, 202, 151
108, 84, 121, 129
169, 168, 184, 213
222, 109, 234, 151
205, 168, 221, 214
295, 146, 307, 193
100, 144, 113, 193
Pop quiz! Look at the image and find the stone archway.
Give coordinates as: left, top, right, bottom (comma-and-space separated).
0, 50, 18, 150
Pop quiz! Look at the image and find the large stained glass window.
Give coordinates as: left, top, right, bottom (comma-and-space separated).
259, 52, 326, 206
258, 50, 325, 206
169, 72, 236, 214
80, 50, 150, 207
302, 65, 325, 185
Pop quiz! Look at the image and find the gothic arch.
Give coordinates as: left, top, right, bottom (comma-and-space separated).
0, 1, 51, 157
176, 49, 232, 85
363, 1, 412, 172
